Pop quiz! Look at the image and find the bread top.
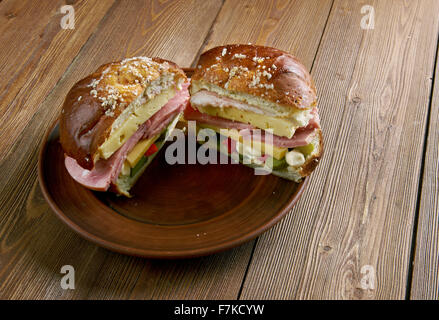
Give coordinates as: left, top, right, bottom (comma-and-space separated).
191, 44, 317, 113
60, 57, 187, 169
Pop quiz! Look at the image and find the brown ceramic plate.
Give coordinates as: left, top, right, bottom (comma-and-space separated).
38, 68, 308, 258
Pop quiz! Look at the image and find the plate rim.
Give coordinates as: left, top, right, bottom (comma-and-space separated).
38, 118, 309, 259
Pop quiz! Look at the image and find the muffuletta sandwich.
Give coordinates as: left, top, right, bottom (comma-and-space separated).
185, 44, 323, 181
60, 57, 189, 196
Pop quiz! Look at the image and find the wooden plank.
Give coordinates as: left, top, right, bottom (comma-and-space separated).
0, 0, 333, 299
0, 0, 116, 160
204, 0, 333, 68
240, 0, 439, 299
411, 46, 439, 299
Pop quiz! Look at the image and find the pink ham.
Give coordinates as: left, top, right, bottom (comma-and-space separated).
65, 82, 190, 191
65, 127, 146, 191
245, 127, 317, 148
185, 105, 320, 148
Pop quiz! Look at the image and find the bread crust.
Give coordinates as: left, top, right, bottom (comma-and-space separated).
59, 57, 186, 169
191, 44, 316, 113
298, 129, 323, 178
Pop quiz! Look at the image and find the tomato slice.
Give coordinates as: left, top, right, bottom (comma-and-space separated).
145, 143, 158, 156
221, 137, 233, 154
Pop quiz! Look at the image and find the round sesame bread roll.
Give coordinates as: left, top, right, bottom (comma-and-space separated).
60, 57, 187, 170
189, 44, 323, 182
59, 57, 189, 196
191, 44, 317, 116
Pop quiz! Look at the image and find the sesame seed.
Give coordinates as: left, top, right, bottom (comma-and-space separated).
87, 79, 99, 88
262, 70, 272, 79
222, 48, 227, 56
233, 53, 246, 59
105, 109, 114, 117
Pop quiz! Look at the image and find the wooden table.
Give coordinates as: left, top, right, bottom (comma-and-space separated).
1, 0, 438, 300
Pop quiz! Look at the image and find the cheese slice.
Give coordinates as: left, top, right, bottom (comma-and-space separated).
126, 134, 160, 167
97, 87, 176, 160
196, 105, 301, 139
198, 124, 287, 160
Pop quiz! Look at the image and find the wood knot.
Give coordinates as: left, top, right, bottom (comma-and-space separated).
319, 244, 334, 254
351, 96, 361, 104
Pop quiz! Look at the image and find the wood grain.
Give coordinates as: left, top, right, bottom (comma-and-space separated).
0, 0, 116, 160
239, 0, 439, 299
204, 0, 333, 69
411, 46, 439, 299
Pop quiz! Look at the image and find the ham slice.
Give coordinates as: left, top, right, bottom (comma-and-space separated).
65, 83, 189, 191
185, 104, 320, 148
191, 90, 267, 115
241, 108, 320, 147
238, 128, 316, 148
65, 127, 145, 191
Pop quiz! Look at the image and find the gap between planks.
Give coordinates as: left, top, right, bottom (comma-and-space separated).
405, 27, 439, 300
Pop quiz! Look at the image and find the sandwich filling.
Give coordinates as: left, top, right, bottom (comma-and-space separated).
186, 91, 320, 178
65, 82, 189, 193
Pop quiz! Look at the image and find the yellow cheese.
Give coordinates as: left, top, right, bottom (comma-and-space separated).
126, 134, 160, 167
121, 161, 131, 176
198, 124, 287, 160
97, 87, 176, 160
196, 105, 298, 138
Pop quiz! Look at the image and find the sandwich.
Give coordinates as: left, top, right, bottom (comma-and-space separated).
60, 57, 189, 196
185, 44, 323, 181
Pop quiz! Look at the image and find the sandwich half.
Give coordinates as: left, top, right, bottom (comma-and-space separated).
60, 57, 189, 196
186, 44, 323, 182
